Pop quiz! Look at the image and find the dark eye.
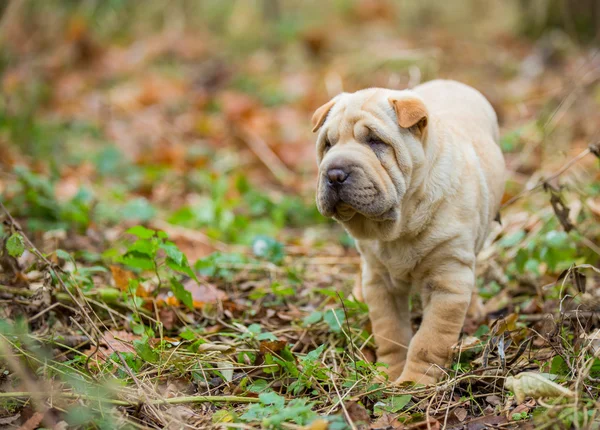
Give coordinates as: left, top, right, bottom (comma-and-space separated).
323, 139, 332, 152
367, 135, 386, 150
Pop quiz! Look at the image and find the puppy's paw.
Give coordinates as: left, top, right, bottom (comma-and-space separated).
395, 370, 437, 387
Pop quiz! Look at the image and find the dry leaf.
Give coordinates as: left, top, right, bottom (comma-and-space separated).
18, 411, 45, 430
345, 401, 370, 427
454, 407, 468, 422
259, 340, 287, 356
307, 418, 329, 430
110, 265, 135, 292
504, 372, 575, 403
197, 343, 234, 353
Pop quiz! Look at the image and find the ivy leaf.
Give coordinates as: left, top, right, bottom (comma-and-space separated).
170, 278, 194, 310
6, 233, 25, 258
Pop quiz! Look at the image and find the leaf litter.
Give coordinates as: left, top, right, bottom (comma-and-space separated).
1, 1, 600, 429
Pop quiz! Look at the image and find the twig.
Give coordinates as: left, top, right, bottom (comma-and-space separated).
1, 391, 260, 405
501, 147, 592, 209
329, 373, 357, 430
0, 202, 165, 419
237, 126, 294, 187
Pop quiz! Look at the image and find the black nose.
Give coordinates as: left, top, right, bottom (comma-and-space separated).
327, 168, 349, 186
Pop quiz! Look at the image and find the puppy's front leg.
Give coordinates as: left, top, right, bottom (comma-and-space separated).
397, 263, 473, 385
362, 267, 412, 380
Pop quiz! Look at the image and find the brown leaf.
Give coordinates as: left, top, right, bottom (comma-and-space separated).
182, 279, 227, 308
158, 307, 179, 330
454, 407, 468, 422
370, 413, 405, 429
466, 415, 508, 430
18, 411, 44, 430
84, 330, 138, 362
307, 418, 330, 430
345, 401, 370, 428
485, 395, 502, 406
110, 265, 135, 292
259, 340, 287, 355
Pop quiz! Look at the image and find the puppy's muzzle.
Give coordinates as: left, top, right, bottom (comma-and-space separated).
326, 168, 350, 189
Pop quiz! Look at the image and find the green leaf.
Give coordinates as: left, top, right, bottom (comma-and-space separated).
180, 327, 197, 341
248, 379, 269, 393
256, 332, 279, 341
56, 249, 73, 261
324, 309, 345, 333
499, 230, 525, 248
121, 254, 155, 271
126, 226, 156, 239
128, 239, 156, 257
133, 340, 158, 363
122, 198, 156, 222
252, 236, 285, 265
550, 355, 569, 376
545, 230, 568, 248
166, 258, 198, 282
389, 395, 411, 412
304, 344, 326, 362
160, 242, 184, 265
259, 391, 285, 408
170, 278, 194, 310
303, 311, 323, 326
6, 233, 25, 258
271, 282, 294, 297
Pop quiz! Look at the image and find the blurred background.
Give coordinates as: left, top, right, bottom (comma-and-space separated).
1, 0, 599, 253
1, 1, 600, 428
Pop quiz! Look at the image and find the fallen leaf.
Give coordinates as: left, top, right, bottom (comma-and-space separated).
259, 340, 287, 356
466, 414, 508, 430
308, 418, 329, 430
110, 265, 136, 292
182, 279, 227, 308
345, 401, 370, 427
0, 414, 20, 426
370, 413, 405, 429
197, 343, 235, 353
505, 372, 575, 403
454, 407, 468, 422
18, 411, 44, 430
158, 307, 179, 330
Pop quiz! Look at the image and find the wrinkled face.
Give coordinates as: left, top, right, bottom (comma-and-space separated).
313, 88, 428, 240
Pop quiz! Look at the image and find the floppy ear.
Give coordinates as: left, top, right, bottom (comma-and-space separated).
388, 97, 428, 136
311, 99, 336, 133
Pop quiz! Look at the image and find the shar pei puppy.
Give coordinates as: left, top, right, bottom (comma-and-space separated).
312, 80, 505, 385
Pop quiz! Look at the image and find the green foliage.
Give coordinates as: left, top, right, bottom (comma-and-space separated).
7, 166, 92, 231
501, 226, 582, 276
323, 309, 346, 333
240, 391, 318, 428
252, 236, 285, 265
374, 395, 412, 416
6, 233, 25, 257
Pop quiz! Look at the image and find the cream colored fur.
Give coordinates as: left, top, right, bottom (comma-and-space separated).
312, 80, 505, 385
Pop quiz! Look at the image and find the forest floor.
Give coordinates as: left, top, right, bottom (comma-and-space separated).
1, 2, 600, 429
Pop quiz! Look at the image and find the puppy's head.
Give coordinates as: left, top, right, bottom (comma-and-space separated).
313, 88, 429, 240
